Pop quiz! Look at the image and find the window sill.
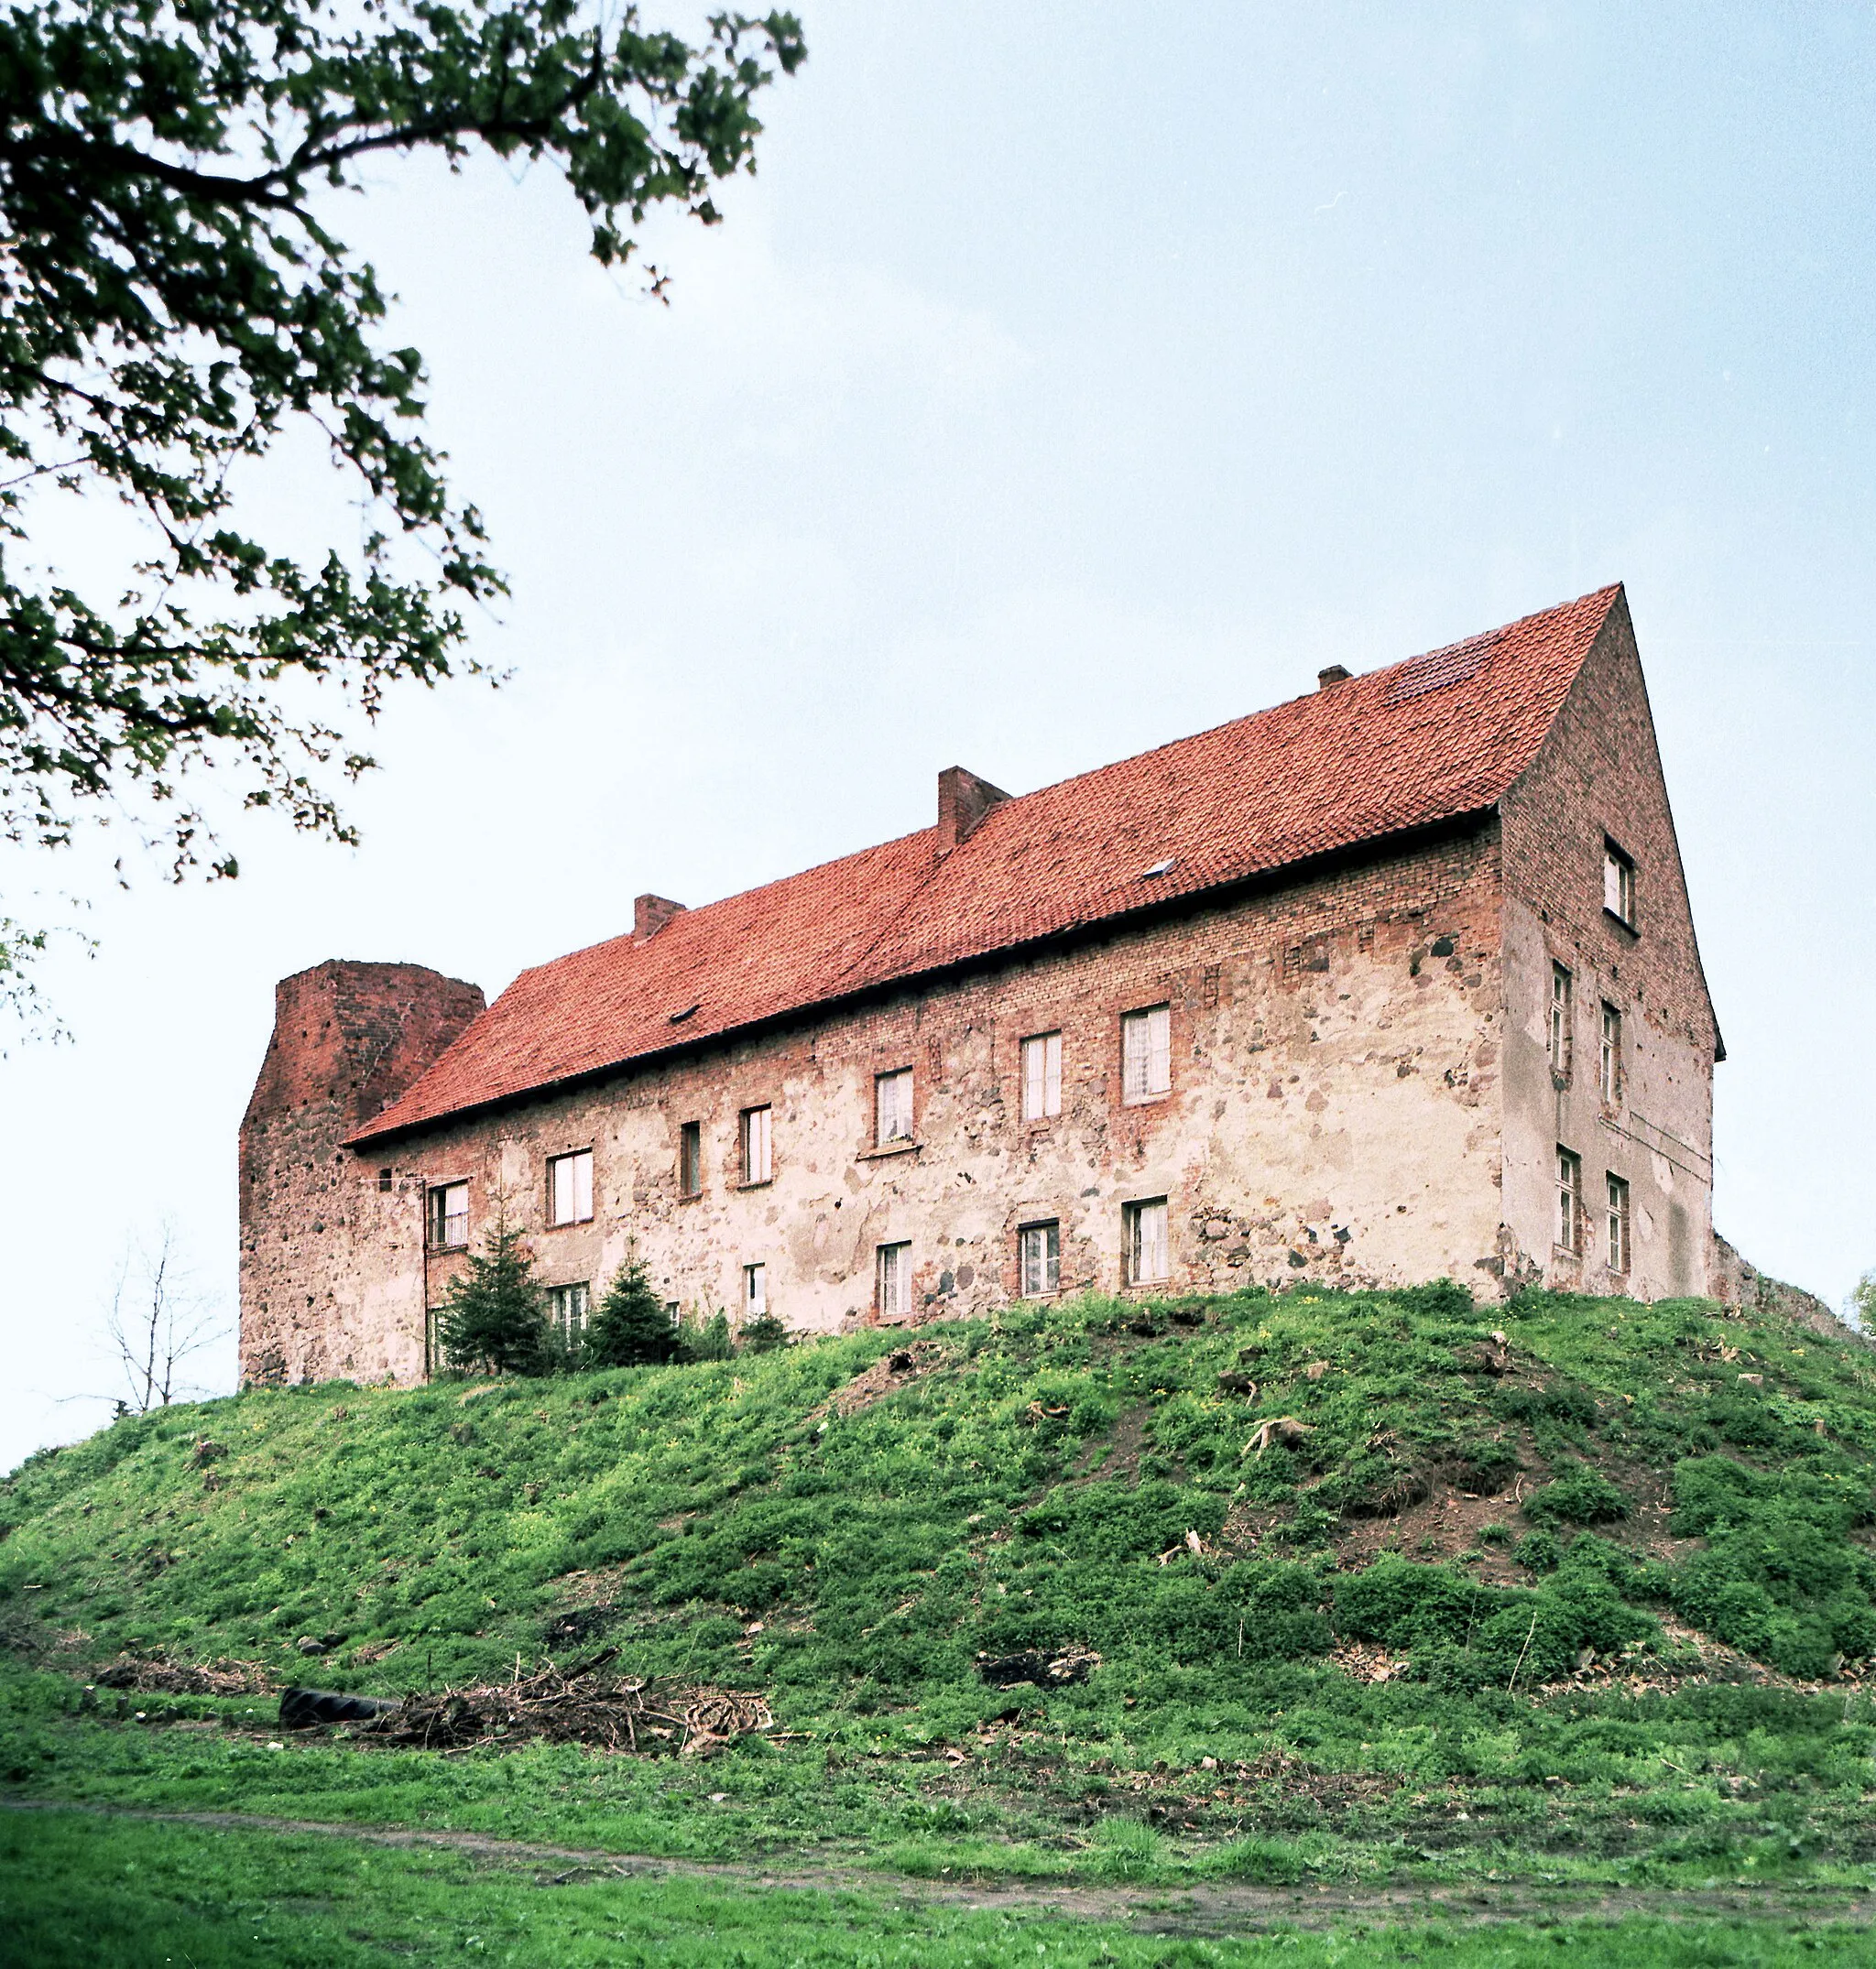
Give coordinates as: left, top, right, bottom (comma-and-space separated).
1121, 1092, 1172, 1109
428, 1243, 469, 1256
1604, 908, 1639, 939
736, 1179, 774, 1192
544, 1218, 594, 1232
858, 1138, 921, 1161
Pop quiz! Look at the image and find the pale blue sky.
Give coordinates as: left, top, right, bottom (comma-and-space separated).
4, 3, 1871, 1468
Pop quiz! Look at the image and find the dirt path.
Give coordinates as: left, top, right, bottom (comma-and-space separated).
4, 1795, 1871, 1935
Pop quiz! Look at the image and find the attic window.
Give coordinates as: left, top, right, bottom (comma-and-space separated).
669, 1003, 700, 1024
1140, 857, 1176, 879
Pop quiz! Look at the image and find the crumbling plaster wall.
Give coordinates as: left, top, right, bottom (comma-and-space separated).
1497, 601, 1718, 1300
364, 821, 1512, 1366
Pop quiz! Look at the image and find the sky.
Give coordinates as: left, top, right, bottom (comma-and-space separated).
3, 2, 1872, 1472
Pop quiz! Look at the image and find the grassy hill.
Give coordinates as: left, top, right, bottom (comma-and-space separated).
5, 1280, 1876, 1904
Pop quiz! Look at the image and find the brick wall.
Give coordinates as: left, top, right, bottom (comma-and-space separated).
1497, 593, 1718, 1297
238, 961, 485, 1385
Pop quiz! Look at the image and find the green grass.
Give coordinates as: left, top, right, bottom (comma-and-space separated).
3, 1807, 1871, 1966
5, 1284, 1876, 1894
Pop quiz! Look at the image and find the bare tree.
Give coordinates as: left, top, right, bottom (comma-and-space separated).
104, 1224, 227, 1416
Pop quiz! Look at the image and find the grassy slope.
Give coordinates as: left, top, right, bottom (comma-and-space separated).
5, 1284, 1876, 1892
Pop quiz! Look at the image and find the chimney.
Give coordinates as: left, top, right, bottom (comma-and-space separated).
936, 766, 1010, 851
1317, 664, 1352, 691
634, 893, 686, 942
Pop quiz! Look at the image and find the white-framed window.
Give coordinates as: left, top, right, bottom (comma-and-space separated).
1121, 1006, 1172, 1103
1607, 1174, 1631, 1274
1604, 841, 1636, 927
547, 1148, 594, 1227
428, 1180, 469, 1250
679, 1120, 702, 1198
740, 1105, 772, 1186
1556, 1148, 1584, 1256
1019, 1220, 1061, 1298
744, 1262, 768, 1319
1020, 1031, 1063, 1121
548, 1281, 590, 1337
875, 1067, 914, 1146
1548, 963, 1573, 1082
877, 1241, 911, 1319
1125, 1197, 1170, 1285
1599, 1003, 1623, 1106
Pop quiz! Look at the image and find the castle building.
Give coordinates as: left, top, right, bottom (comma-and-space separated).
238, 584, 1723, 1387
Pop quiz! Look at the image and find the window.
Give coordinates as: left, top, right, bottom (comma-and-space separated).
1556, 1148, 1584, 1256
1599, 1003, 1623, 1106
744, 1262, 768, 1319
1121, 1006, 1172, 1102
548, 1281, 590, 1337
427, 1180, 468, 1250
1021, 1031, 1063, 1121
377, 1168, 393, 1193
547, 1148, 594, 1226
875, 1067, 914, 1146
1019, 1221, 1061, 1298
1607, 1173, 1631, 1274
1604, 841, 1636, 927
877, 1241, 911, 1320
740, 1105, 772, 1185
1125, 1197, 1170, 1285
678, 1121, 702, 1198
1548, 963, 1574, 1082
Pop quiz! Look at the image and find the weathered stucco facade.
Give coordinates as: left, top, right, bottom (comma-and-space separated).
239, 585, 1726, 1387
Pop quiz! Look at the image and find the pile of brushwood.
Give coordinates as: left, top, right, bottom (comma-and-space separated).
93, 1653, 269, 1696
356, 1648, 772, 1757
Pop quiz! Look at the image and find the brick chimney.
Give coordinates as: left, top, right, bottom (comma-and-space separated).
634, 893, 686, 942
1317, 664, 1352, 691
936, 766, 1010, 851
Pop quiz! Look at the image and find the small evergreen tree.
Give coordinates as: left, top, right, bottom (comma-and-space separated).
436, 1214, 551, 1376
585, 1249, 681, 1367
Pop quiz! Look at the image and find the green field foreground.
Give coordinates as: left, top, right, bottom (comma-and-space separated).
3, 1806, 1872, 1966
5, 1282, 1876, 1957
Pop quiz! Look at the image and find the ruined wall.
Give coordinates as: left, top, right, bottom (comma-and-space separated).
334, 821, 1511, 1372
238, 961, 485, 1386
1497, 599, 1718, 1299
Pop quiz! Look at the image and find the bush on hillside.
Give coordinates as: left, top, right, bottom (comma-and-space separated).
679, 1307, 734, 1362
1522, 1461, 1629, 1528
738, 1312, 791, 1355
584, 1250, 682, 1367
435, 1217, 552, 1376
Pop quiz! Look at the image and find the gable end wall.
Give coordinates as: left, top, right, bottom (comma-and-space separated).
1497, 598, 1717, 1298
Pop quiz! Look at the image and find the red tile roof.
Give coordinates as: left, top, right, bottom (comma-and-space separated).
349, 585, 1620, 1146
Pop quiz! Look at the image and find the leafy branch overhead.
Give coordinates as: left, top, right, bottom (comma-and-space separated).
0, 0, 804, 876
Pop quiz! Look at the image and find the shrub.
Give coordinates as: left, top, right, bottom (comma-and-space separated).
584, 1251, 681, 1367
1522, 1462, 1629, 1528
738, 1312, 791, 1355
678, 1308, 735, 1362
1388, 1279, 1476, 1319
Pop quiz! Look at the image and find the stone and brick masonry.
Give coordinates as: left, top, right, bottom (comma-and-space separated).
239, 585, 1747, 1387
